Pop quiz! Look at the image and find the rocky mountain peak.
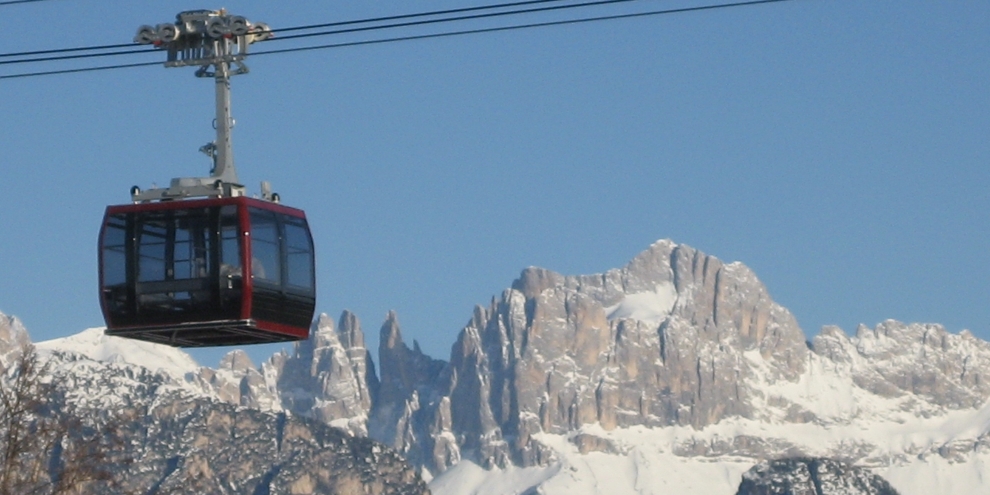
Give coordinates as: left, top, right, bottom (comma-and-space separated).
381, 240, 813, 472
192, 312, 380, 434
377, 312, 447, 392
505, 241, 806, 374
811, 320, 990, 409
380, 310, 405, 350
511, 266, 565, 299
338, 310, 365, 350
0, 311, 30, 368
218, 349, 254, 373
270, 312, 378, 434
309, 312, 340, 350
368, 311, 455, 472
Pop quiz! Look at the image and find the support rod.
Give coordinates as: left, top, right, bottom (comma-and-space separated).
129, 10, 273, 202
212, 47, 238, 184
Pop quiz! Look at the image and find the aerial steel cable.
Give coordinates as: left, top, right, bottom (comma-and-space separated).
0, 47, 154, 66
0, 60, 161, 79
268, 0, 651, 43
271, 0, 576, 34
0, 0, 796, 80
0, 0, 577, 60
0, 42, 142, 59
0, 0, 60, 5
253, 0, 793, 56
0, 0, 631, 64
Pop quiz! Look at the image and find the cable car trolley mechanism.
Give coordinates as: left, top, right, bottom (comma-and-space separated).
98, 10, 316, 347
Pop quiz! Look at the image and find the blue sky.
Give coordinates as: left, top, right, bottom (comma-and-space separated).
1, 0, 987, 367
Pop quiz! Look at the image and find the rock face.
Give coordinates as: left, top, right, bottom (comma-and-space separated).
193, 311, 379, 435
370, 311, 456, 473
736, 458, 901, 495
112, 400, 428, 495
813, 321, 990, 409
345, 240, 990, 495
272, 312, 379, 434
371, 241, 990, 475
0, 312, 29, 367
422, 240, 810, 468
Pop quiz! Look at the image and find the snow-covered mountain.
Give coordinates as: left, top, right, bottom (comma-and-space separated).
6, 239, 990, 494
1, 316, 426, 495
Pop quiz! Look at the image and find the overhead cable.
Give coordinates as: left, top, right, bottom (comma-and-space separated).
269, 0, 646, 43
0, 0, 796, 80
271, 0, 574, 34
0, 0, 576, 60
0, 61, 161, 79
0, 47, 154, 66
0, 42, 140, 59
0, 0, 59, 5
260, 0, 793, 55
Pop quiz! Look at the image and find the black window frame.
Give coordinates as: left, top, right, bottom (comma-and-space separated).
100, 206, 244, 327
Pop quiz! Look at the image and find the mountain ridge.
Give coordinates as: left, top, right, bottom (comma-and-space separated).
6, 238, 990, 494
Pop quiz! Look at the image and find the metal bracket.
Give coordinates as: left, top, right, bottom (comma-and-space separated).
131, 10, 275, 204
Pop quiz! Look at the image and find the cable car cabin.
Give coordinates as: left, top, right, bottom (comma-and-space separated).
98, 196, 315, 347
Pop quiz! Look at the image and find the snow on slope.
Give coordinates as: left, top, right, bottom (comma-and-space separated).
428, 344, 990, 495
430, 461, 560, 495
938, 393, 990, 441
743, 348, 937, 424
36, 327, 200, 381
534, 429, 751, 495
604, 282, 676, 325
881, 451, 990, 495
430, 410, 990, 495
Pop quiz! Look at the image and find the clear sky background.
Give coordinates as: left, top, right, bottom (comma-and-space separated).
1, 0, 987, 368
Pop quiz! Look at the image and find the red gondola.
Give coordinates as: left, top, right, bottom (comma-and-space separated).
99, 197, 315, 347
99, 10, 314, 347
